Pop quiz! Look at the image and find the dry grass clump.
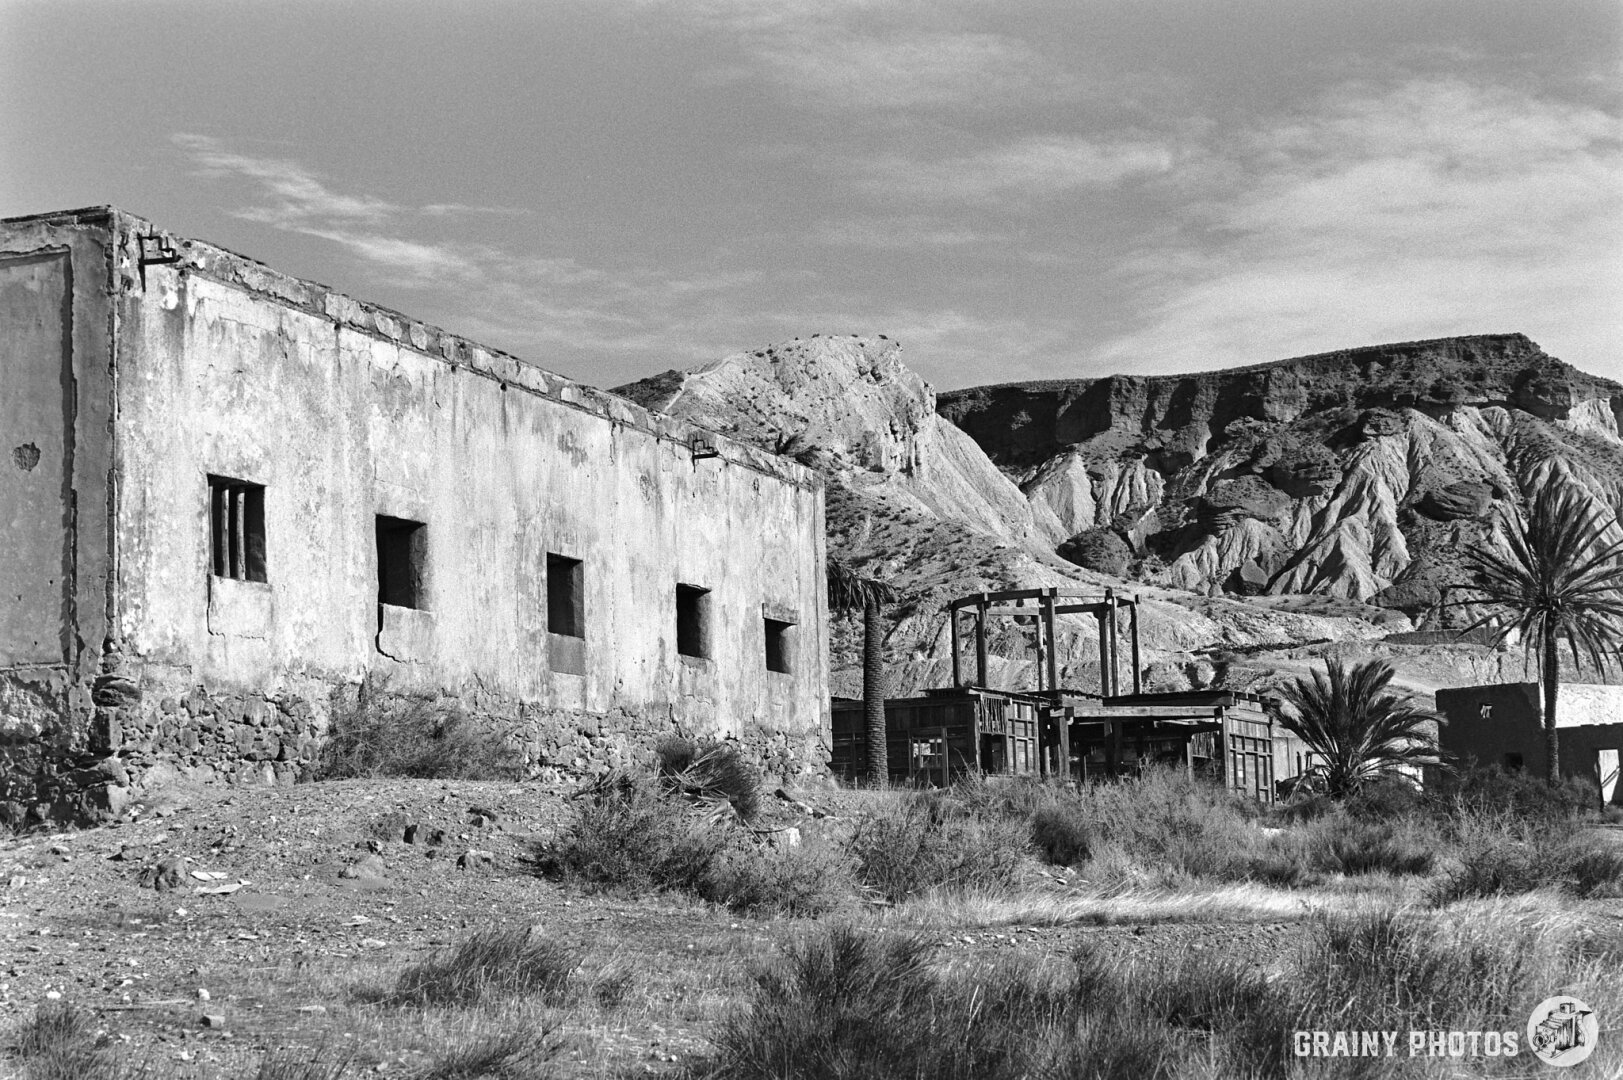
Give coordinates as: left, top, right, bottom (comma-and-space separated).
251, 1046, 354, 1080
10, 1001, 124, 1080
375, 927, 579, 1008
315, 685, 521, 782
407, 1030, 559, 1080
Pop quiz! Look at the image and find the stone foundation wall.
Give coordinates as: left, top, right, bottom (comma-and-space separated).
2, 660, 830, 830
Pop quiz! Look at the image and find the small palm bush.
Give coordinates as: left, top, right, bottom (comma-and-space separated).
655, 735, 762, 821
1276, 658, 1439, 798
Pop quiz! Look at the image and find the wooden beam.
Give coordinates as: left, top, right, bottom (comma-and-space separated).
1129, 595, 1142, 695
1105, 589, 1119, 697
1068, 705, 1225, 718
1042, 590, 1059, 694
974, 596, 988, 688
950, 607, 962, 688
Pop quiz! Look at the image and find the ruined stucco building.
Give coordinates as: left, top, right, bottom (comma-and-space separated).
1436, 682, 1622, 806
1, 206, 830, 826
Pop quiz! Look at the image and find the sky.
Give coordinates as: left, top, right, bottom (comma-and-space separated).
2, 0, 1618, 391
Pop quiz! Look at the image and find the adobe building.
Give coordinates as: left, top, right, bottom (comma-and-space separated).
0, 206, 830, 826
1435, 682, 1623, 806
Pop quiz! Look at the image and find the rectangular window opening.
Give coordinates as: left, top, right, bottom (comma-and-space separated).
376, 515, 427, 609
546, 554, 584, 638
765, 617, 793, 674
208, 476, 266, 583
676, 583, 711, 659
1503, 752, 1524, 772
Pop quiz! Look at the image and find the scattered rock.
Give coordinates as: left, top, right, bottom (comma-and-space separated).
457, 849, 496, 871
402, 823, 420, 844
200, 1014, 227, 1029
138, 856, 186, 891
340, 854, 388, 882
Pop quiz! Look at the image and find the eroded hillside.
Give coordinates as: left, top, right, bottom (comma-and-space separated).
939, 334, 1623, 614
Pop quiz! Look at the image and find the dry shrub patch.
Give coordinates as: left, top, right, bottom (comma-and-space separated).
698, 905, 1620, 1079
315, 689, 521, 782
1431, 818, 1623, 904
539, 774, 850, 916
847, 800, 1026, 902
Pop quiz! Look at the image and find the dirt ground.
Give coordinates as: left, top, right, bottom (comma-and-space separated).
0, 776, 1314, 1078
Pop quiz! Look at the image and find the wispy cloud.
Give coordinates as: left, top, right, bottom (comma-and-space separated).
857, 136, 1175, 205
175, 133, 397, 223
813, 215, 1008, 249
171, 133, 771, 380
648, 0, 1084, 112
1092, 79, 1623, 374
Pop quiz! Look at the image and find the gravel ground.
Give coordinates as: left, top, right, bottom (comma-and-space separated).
0, 777, 1324, 1077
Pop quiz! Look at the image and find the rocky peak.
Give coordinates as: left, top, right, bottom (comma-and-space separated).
614, 334, 1065, 548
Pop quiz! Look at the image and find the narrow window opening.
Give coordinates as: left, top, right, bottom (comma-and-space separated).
764, 617, 793, 674
376, 515, 427, 609
676, 584, 711, 659
547, 554, 584, 638
208, 476, 266, 582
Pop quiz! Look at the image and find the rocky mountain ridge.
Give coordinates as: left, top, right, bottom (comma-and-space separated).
940, 334, 1623, 612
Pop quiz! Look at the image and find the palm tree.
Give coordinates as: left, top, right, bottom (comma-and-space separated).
1276, 658, 1441, 798
827, 557, 896, 783
1458, 483, 1623, 786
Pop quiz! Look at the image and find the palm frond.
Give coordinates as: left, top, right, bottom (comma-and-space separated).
826, 556, 896, 613
1276, 658, 1441, 798
1453, 482, 1623, 675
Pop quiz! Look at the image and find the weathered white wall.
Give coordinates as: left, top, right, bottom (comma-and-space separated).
110, 229, 828, 761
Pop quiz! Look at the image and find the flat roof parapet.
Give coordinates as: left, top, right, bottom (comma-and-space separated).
1, 205, 820, 491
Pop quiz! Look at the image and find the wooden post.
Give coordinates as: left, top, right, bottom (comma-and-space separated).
1104, 589, 1119, 697
1031, 601, 1045, 694
1059, 709, 1071, 785
975, 595, 989, 688
950, 607, 962, 687
1042, 589, 1059, 694
940, 725, 951, 787
1185, 733, 1195, 779
1129, 595, 1142, 695
1094, 608, 1107, 696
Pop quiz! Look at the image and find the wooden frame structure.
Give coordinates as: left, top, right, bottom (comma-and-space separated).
833, 588, 1304, 800
947, 586, 1142, 695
